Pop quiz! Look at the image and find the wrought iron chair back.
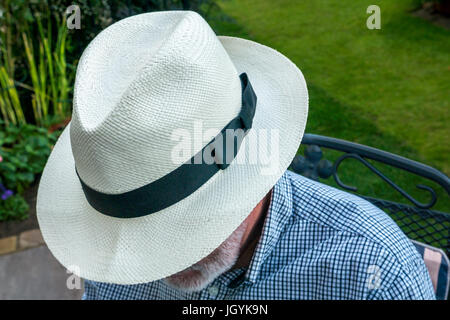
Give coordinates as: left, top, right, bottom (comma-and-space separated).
292, 134, 450, 258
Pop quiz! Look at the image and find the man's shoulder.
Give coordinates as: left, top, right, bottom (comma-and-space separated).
284, 170, 421, 267
280, 171, 435, 299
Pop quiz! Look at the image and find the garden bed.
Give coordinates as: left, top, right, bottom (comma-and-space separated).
0, 177, 39, 239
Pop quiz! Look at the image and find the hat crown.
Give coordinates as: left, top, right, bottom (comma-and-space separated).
70, 11, 242, 194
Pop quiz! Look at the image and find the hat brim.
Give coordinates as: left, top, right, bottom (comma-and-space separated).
37, 36, 308, 284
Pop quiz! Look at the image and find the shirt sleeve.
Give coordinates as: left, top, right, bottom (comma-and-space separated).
368, 247, 436, 300
375, 266, 436, 300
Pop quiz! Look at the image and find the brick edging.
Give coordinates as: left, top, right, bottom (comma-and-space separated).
0, 229, 45, 256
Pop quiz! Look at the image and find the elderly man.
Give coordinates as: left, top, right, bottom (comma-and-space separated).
37, 11, 435, 300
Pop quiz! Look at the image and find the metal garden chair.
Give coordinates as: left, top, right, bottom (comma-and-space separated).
291, 134, 450, 300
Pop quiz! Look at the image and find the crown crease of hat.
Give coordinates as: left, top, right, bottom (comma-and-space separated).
71, 11, 242, 194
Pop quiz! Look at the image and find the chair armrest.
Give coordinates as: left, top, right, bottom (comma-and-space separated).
411, 240, 449, 300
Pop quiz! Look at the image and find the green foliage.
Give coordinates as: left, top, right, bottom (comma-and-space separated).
0, 65, 26, 125
0, 120, 60, 221
20, 17, 74, 126
0, 1, 75, 126
0, 121, 59, 194
0, 194, 29, 222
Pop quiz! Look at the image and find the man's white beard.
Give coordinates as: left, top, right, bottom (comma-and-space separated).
162, 220, 248, 293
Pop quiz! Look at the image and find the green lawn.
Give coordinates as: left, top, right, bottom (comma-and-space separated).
206, 0, 450, 215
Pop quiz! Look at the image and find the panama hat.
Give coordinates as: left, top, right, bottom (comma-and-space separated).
37, 10, 308, 284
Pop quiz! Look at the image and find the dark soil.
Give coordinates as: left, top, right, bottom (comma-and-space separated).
0, 178, 40, 238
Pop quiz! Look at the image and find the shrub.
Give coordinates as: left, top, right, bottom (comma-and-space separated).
0, 120, 61, 221
0, 121, 59, 192
0, 193, 29, 221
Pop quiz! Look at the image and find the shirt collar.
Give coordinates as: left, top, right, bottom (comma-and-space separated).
222, 172, 294, 287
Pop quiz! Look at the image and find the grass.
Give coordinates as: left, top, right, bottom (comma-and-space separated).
214, 0, 449, 172
207, 0, 449, 213
206, 0, 449, 248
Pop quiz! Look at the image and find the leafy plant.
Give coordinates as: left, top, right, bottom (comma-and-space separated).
0, 120, 61, 221
20, 17, 73, 126
0, 193, 29, 221
0, 122, 59, 193
0, 65, 26, 125
0, 1, 75, 126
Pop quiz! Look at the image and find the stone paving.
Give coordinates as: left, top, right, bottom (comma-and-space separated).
0, 230, 83, 300
0, 228, 45, 255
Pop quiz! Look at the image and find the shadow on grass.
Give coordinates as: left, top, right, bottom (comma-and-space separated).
208, 8, 449, 215
303, 83, 449, 213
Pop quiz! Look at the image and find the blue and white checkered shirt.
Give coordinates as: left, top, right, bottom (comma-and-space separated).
83, 170, 435, 300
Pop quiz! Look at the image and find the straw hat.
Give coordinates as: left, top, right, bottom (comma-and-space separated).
37, 10, 308, 284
